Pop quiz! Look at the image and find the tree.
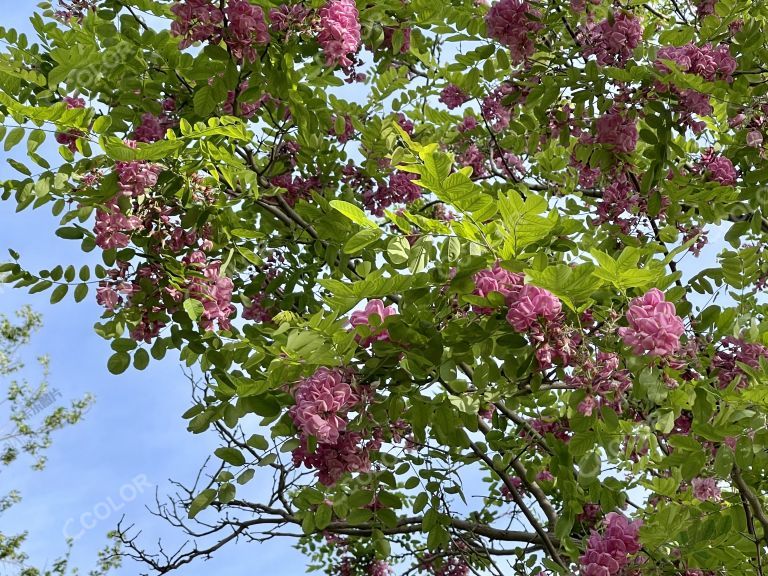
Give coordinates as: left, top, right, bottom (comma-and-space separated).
2, 0, 768, 573
0, 306, 116, 575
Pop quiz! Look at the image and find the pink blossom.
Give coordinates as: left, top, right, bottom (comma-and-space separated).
582, 12, 643, 67
116, 159, 161, 197
747, 130, 764, 148
702, 153, 737, 185
94, 199, 142, 250
317, 0, 361, 68
485, 0, 543, 63
224, 0, 269, 61
361, 170, 421, 216
134, 113, 168, 143
691, 477, 721, 501
580, 513, 642, 576
382, 26, 411, 53
170, 0, 224, 49
439, 84, 470, 109
473, 263, 524, 314
369, 560, 393, 576
96, 285, 121, 310
269, 4, 310, 33
458, 115, 478, 132
350, 299, 397, 346
713, 336, 768, 389
618, 288, 685, 357
458, 144, 487, 178
506, 284, 562, 332
290, 368, 357, 444
656, 43, 737, 83
185, 252, 236, 331
595, 107, 638, 154
292, 430, 378, 485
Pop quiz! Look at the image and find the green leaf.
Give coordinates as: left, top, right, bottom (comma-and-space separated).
188, 488, 216, 518
107, 352, 131, 375
214, 447, 246, 467
184, 298, 205, 321
343, 228, 381, 254
49, 284, 68, 303
134, 348, 150, 370
526, 263, 602, 311
4, 126, 24, 152
92, 115, 112, 134
330, 200, 379, 229
387, 236, 411, 265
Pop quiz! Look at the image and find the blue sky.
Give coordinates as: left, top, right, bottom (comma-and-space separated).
0, 8, 309, 575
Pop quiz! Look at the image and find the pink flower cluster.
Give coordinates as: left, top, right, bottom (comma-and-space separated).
618, 289, 685, 357
698, 149, 737, 185
360, 170, 422, 216
225, 0, 269, 61
691, 477, 721, 502
595, 107, 638, 154
94, 199, 142, 250
472, 263, 524, 314
170, 0, 269, 61
55, 96, 86, 152
582, 12, 643, 67
439, 84, 470, 109
292, 430, 380, 485
656, 43, 738, 82
382, 26, 411, 54
290, 368, 357, 444
458, 144, 487, 179
269, 4, 310, 34
317, 0, 361, 68
134, 112, 175, 143
481, 84, 515, 132
568, 352, 632, 416
116, 145, 162, 197
185, 251, 235, 331
712, 336, 768, 389
506, 285, 562, 332
170, 0, 224, 48
594, 172, 639, 234
350, 299, 397, 346
432, 557, 470, 576
485, 0, 543, 63
580, 513, 643, 576
368, 560, 393, 576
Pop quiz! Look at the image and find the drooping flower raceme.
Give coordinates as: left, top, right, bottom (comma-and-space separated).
349, 299, 397, 346
184, 251, 236, 332
317, 0, 361, 68
292, 430, 379, 485
618, 288, 685, 357
595, 107, 639, 154
691, 477, 721, 502
224, 0, 269, 62
712, 336, 768, 389
290, 368, 358, 444
699, 149, 738, 185
582, 12, 643, 67
485, 0, 543, 63
506, 285, 562, 332
473, 263, 524, 314
170, 0, 224, 48
439, 84, 470, 109
580, 513, 643, 576
655, 43, 738, 83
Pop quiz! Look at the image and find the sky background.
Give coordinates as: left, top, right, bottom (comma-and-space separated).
0, 7, 309, 576
0, 4, 734, 576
